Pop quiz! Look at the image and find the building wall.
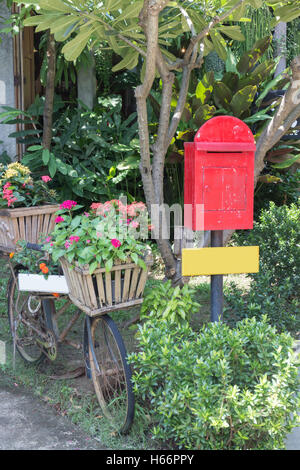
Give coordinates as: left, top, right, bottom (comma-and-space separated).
0, 4, 16, 159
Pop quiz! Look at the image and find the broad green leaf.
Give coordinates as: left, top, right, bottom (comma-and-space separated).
272, 154, 300, 169
237, 36, 272, 74
114, 1, 144, 25
217, 26, 245, 42
42, 148, 50, 165
230, 85, 257, 117
222, 72, 239, 92
203, 37, 214, 57
195, 72, 214, 104
62, 23, 94, 61
210, 30, 227, 62
213, 82, 233, 111
105, 258, 113, 273
238, 60, 276, 89
39, 0, 74, 12
48, 153, 57, 177
194, 104, 216, 127
23, 14, 60, 28
112, 48, 139, 72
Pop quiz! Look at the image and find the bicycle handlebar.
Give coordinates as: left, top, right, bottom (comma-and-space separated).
26, 242, 43, 252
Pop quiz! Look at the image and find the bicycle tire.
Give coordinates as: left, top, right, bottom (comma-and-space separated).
88, 314, 135, 434
7, 265, 56, 364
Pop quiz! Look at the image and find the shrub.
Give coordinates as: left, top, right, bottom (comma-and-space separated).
140, 280, 199, 325
226, 201, 300, 334
129, 316, 299, 450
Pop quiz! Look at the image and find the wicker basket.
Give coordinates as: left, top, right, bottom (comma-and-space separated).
60, 251, 153, 317
0, 204, 60, 252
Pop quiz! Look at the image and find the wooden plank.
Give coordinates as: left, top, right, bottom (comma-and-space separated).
105, 271, 112, 305
0, 204, 60, 218
114, 268, 121, 303
122, 267, 131, 302
25, 215, 32, 243
135, 268, 148, 298
18, 216, 25, 240
95, 273, 106, 307
85, 274, 98, 309
31, 215, 38, 244
182, 246, 260, 276
128, 267, 141, 300
42, 214, 50, 238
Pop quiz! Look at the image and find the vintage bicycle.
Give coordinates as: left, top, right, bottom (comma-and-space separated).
5, 241, 151, 434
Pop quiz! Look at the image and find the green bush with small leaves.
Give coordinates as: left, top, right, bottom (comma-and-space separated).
140, 280, 199, 325
129, 316, 299, 450
226, 201, 300, 334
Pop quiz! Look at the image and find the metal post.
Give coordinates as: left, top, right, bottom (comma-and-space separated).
211, 230, 223, 322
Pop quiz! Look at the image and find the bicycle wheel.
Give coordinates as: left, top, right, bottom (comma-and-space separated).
7, 265, 54, 363
88, 314, 135, 434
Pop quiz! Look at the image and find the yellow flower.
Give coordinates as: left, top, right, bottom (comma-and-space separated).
9, 252, 14, 259
4, 162, 31, 180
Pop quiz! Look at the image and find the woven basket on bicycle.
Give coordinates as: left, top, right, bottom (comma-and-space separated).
59, 249, 153, 317
0, 204, 60, 253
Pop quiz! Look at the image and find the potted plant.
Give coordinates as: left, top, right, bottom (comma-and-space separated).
43, 199, 153, 316
0, 162, 60, 251
10, 240, 69, 295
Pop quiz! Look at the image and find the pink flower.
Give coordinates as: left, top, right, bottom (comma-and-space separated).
130, 220, 139, 229
111, 239, 121, 248
60, 200, 77, 210
41, 175, 52, 183
69, 235, 80, 243
45, 236, 52, 243
50, 243, 54, 247
55, 216, 65, 223
87, 239, 90, 244
84, 212, 89, 217
3, 182, 11, 189
65, 241, 71, 249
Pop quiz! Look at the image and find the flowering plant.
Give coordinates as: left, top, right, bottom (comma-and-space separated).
9, 240, 59, 279
43, 199, 151, 274
0, 162, 57, 208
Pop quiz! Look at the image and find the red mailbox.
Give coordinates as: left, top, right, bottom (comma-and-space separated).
184, 116, 256, 231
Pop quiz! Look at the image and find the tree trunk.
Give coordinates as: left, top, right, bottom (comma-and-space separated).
274, 22, 287, 77
42, 32, 56, 150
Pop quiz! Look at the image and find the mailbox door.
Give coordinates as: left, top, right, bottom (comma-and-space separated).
193, 151, 254, 231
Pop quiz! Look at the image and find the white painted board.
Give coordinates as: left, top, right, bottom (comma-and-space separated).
18, 274, 69, 294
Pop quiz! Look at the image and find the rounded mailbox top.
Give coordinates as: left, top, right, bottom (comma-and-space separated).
194, 116, 255, 149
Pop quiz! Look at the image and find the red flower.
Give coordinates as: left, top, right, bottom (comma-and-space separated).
111, 239, 121, 248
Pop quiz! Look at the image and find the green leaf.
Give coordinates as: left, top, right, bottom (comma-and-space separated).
272, 154, 300, 169
114, 1, 144, 25
48, 153, 57, 177
42, 148, 50, 165
194, 105, 216, 127
237, 36, 272, 74
213, 82, 233, 111
210, 30, 228, 62
105, 258, 113, 273
62, 23, 93, 61
39, 0, 74, 12
112, 48, 139, 72
230, 85, 257, 117
217, 26, 245, 42
89, 260, 99, 275
195, 72, 214, 105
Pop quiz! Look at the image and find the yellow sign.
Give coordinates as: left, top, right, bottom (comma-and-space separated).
182, 246, 259, 276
